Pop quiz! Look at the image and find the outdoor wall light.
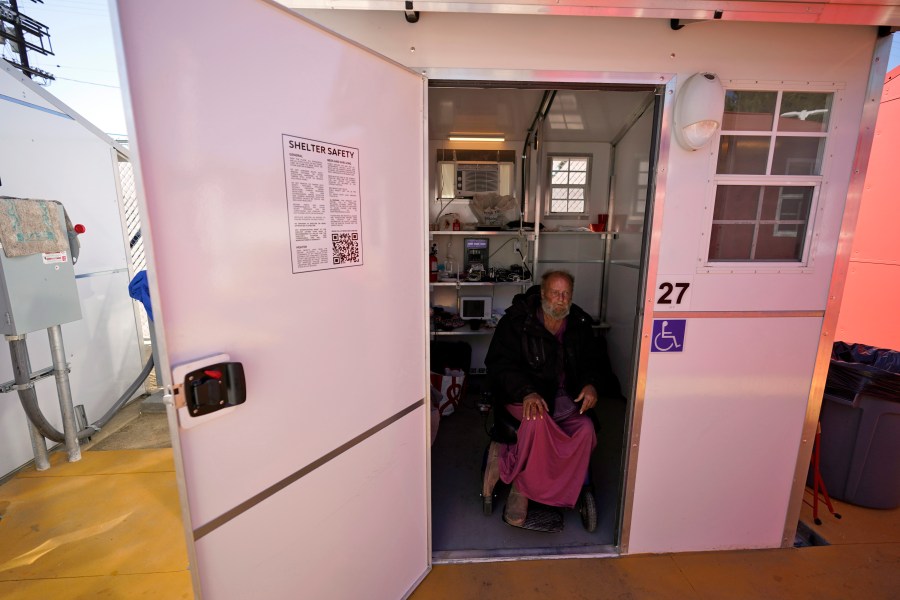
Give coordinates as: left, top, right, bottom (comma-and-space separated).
674, 72, 725, 151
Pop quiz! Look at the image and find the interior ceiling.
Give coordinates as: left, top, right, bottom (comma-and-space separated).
428, 87, 654, 143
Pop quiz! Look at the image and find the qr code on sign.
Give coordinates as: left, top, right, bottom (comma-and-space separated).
332, 232, 360, 264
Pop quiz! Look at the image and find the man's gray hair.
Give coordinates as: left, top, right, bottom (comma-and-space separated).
540, 270, 574, 293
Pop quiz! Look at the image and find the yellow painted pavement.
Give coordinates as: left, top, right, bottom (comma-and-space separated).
0, 449, 192, 598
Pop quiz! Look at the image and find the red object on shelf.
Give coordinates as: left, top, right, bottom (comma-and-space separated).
429, 246, 438, 282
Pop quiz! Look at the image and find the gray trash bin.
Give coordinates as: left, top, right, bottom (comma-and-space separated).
818, 391, 900, 509
815, 342, 900, 509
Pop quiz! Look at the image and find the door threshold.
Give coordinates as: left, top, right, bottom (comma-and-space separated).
433, 544, 618, 564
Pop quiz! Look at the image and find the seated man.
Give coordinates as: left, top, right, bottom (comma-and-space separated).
484, 270, 616, 530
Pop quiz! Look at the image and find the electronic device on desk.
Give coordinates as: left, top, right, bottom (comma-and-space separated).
510, 263, 532, 280
467, 264, 485, 281
460, 296, 492, 320
464, 237, 489, 273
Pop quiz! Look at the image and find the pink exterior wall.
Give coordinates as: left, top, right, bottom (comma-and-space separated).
836, 66, 900, 350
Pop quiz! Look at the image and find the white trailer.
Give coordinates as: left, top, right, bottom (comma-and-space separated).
112, 1, 895, 598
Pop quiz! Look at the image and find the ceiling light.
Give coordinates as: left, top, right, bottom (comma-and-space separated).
448, 135, 505, 142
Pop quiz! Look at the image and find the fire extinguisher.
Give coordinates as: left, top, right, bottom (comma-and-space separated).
429, 244, 438, 282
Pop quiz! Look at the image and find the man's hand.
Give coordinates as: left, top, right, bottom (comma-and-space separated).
522, 393, 548, 421
574, 384, 598, 414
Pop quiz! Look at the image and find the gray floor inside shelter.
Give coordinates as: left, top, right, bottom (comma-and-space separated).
431, 378, 627, 560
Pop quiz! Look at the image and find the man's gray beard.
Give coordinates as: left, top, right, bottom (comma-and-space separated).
542, 298, 571, 321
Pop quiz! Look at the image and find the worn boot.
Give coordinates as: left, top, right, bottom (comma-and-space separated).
503, 482, 528, 527
482, 442, 502, 497
482, 441, 502, 515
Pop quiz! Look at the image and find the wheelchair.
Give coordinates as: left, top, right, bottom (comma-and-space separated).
480, 399, 599, 533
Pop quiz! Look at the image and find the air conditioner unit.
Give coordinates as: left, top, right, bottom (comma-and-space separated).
456, 163, 500, 197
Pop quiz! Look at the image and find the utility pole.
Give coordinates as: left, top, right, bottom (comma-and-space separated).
0, 0, 54, 82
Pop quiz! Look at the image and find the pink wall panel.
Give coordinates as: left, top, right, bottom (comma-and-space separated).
837, 67, 900, 349
837, 262, 900, 347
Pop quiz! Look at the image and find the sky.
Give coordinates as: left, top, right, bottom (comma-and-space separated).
7, 1, 900, 140
12, 0, 126, 138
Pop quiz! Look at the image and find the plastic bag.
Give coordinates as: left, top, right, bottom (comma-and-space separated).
470, 193, 517, 228
430, 369, 466, 416
825, 341, 900, 401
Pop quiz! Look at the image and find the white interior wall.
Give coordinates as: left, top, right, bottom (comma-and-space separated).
428, 139, 525, 371
428, 135, 613, 367
0, 66, 143, 478
535, 141, 612, 318
541, 141, 611, 223
607, 106, 654, 394
297, 10, 875, 554
427, 139, 523, 226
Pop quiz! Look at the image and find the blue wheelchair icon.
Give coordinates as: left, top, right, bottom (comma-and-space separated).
651, 319, 685, 353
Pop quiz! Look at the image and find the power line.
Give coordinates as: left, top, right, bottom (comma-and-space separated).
28, 2, 107, 17
46, 63, 117, 73
51, 75, 119, 89
34, 0, 108, 12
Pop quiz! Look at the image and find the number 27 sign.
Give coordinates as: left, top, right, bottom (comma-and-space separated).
655, 276, 693, 311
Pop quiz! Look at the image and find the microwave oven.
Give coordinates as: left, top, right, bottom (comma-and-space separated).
459, 296, 492, 320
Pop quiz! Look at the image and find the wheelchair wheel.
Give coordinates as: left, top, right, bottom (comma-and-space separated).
580, 488, 597, 533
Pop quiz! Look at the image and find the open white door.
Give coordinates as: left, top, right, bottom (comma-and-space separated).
112, 1, 428, 598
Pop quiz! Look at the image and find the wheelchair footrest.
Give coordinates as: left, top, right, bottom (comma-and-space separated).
503, 506, 564, 533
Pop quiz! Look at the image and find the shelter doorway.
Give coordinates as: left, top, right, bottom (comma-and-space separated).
426, 80, 662, 560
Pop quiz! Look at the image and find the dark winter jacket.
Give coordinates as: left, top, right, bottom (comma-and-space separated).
485, 285, 620, 416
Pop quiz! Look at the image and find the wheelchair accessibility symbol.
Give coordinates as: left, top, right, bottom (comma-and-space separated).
651, 319, 686, 353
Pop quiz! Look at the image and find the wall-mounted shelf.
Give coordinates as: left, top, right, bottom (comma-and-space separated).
534, 228, 617, 324
430, 230, 535, 239
539, 260, 607, 264
610, 259, 641, 269
540, 231, 617, 239
430, 280, 532, 288
430, 329, 495, 337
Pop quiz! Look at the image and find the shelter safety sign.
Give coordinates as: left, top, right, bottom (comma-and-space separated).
282, 134, 363, 274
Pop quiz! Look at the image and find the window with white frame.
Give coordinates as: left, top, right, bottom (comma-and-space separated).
547, 155, 590, 216
708, 90, 833, 263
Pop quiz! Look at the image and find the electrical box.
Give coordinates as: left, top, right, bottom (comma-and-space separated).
0, 202, 81, 335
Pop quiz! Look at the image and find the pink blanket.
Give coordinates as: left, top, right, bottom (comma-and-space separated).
499, 403, 596, 508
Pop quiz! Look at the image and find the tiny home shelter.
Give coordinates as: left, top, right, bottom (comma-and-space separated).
0, 61, 145, 479
112, 1, 896, 598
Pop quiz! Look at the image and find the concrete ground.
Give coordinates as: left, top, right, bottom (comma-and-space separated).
87, 405, 170, 451
79, 391, 171, 452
